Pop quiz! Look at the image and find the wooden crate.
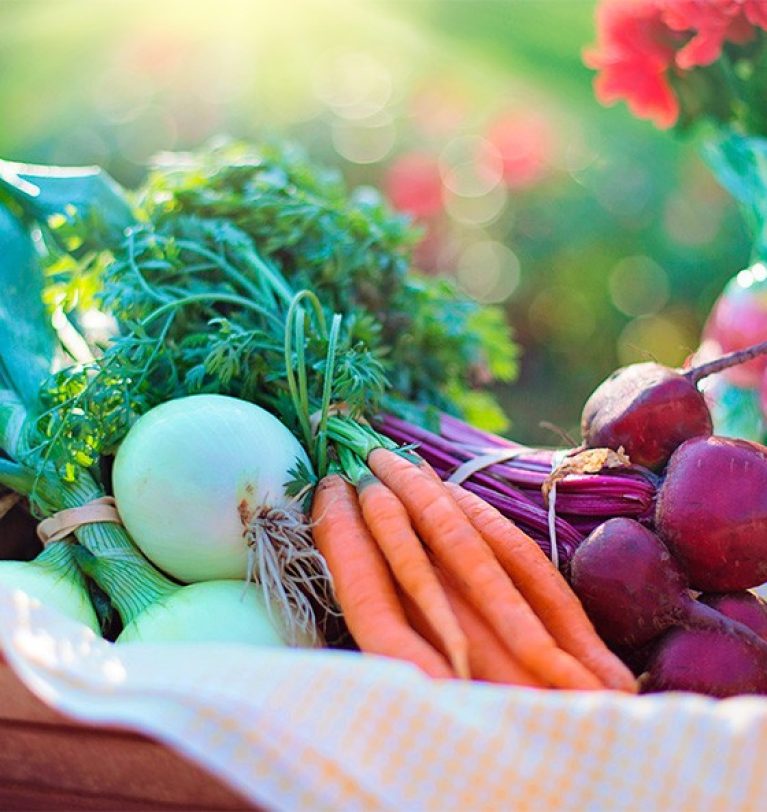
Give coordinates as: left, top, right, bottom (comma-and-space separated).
0, 656, 258, 811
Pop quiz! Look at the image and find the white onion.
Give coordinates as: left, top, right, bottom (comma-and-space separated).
112, 394, 331, 642
0, 558, 99, 633
117, 580, 314, 647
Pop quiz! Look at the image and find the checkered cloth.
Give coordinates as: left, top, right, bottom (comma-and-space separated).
4, 585, 767, 812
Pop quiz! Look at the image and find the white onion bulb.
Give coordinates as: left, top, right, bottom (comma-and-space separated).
112, 394, 330, 642
0, 558, 99, 633
117, 580, 315, 647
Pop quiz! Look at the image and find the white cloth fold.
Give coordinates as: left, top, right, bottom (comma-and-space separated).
2, 585, 767, 812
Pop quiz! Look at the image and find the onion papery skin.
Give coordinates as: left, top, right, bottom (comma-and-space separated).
112, 394, 311, 583
116, 580, 313, 647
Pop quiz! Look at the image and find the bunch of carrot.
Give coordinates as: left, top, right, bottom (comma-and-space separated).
312, 421, 637, 693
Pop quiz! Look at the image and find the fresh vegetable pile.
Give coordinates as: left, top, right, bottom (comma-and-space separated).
570, 347, 767, 697
3, 143, 767, 700
376, 338, 767, 696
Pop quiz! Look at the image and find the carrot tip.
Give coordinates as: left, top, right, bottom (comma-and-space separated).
451, 651, 472, 681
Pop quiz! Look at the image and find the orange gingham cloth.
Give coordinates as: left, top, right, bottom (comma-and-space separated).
3, 585, 767, 812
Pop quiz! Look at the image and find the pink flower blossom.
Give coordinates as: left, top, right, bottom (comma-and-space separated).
744, 0, 767, 30
587, 0, 767, 128
659, 0, 754, 68
584, 0, 680, 129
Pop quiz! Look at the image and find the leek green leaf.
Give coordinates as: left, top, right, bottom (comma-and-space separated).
0, 203, 54, 408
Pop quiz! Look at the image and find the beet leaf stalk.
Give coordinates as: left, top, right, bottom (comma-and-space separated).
326, 414, 582, 568
685, 339, 767, 384
375, 412, 657, 560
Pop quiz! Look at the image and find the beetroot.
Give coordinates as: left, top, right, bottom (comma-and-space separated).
570, 518, 690, 647
655, 436, 767, 591
581, 341, 767, 470
700, 591, 767, 640
581, 363, 712, 471
608, 639, 657, 678
639, 626, 767, 697
569, 517, 767, 652
642, 589, 767, 697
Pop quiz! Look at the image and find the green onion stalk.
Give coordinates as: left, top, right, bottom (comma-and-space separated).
0, 400, 99, 630
0, 392, 177, 628
0, 496, 100, 633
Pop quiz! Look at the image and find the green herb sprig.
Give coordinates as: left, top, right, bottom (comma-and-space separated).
36, 141, 517, 482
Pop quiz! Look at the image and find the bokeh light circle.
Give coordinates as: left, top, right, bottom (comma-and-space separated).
444, 184, 508, 226
314, 52, 392, 120
618, 313, 696, 367
608, 255, 670, 317
332, 116, 395, 164
440, 135, 503, 198
456, 240, 521, 303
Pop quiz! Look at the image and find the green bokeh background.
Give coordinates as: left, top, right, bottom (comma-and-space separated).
0, 0, 750, 443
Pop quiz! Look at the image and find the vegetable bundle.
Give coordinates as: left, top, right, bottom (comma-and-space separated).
555, 344, 767, 697
0, 145, 635, 688
311, 437, 635, 690
0, 147, 541, 656
6, 141, 767, 701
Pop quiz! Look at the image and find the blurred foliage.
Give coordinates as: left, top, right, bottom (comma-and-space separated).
0, 0, 752, 444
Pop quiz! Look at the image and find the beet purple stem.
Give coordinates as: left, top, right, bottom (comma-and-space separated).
375, 411, 658, 569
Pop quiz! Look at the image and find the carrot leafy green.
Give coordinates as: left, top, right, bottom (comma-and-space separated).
29, 141, 517, 480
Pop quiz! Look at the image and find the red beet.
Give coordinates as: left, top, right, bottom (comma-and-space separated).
608, 639, 657, 678
581, 341, 767, 470
655, 436, 767, 591
569, 517, 767, 652
639, 626, 767, 697
641, 588, 767, 697
700, 591, 767, 640
570, 518, 688, 647
581, 363, 712, 471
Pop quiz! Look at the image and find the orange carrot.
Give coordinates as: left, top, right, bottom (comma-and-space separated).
367, 448, 604, 691
414, 456, 443, 482
311, 474, 454, 679
402, 572, 546, 689
357, 476, 471, 679
447, 482, 638, 693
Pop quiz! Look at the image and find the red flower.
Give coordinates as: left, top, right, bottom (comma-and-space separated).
587, 0, 767, 128
744, 0, 767, 30
584, 0, 680, 128
659, 0, 754, 68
